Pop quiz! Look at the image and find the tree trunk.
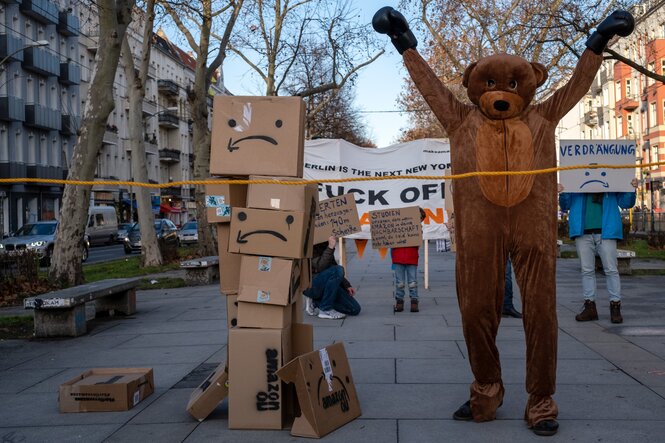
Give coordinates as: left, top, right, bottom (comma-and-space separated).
122, 9, 162, 267
49, 0, 135, 286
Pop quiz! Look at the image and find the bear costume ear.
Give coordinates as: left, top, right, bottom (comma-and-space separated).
462, 61, 478, 88
531, 62, 548, 87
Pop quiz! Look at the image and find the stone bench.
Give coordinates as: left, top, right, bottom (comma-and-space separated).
24, 278, 139, 338
180, 256, 219, 286
595, 249, 635, 276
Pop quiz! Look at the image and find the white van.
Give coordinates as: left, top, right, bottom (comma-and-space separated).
86, 206, 119, 246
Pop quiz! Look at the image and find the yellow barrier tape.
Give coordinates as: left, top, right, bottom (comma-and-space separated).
0, 161, 663, 188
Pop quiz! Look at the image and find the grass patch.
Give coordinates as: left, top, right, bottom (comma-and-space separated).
0, 316, 33, 340
620, 239, 665, 260
630, 268, 665, 276
137, 277, 187, 290
83, 256, 180, 283
560, 250, 578, 259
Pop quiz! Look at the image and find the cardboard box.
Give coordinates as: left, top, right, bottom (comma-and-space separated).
229, 207, 315, 259
59, 368, 154, 413
186, 362, 229, 421
205, 181, 248, 223
247, 176, 318, 212
228, 326, 293, 429
369, 206, 423, 249
210, 96, 306, 177
238, 256, 301, 307
313, 194, 362, 244
300, 258, 312, 293
291, 323, 313, 358
217, 224, 242, 294
292, 293, 304, 324
226, 294, 238, 329
277, 343, 361, 438
237, 301, 292, 329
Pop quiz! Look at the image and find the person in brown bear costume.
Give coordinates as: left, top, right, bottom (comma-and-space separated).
373, 7, 634, 437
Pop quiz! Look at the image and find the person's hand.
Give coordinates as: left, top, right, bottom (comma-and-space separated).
631, 178, 638, 188
557, 183, 565, 193
347, 287, 356, 297
327, 236, 337, 249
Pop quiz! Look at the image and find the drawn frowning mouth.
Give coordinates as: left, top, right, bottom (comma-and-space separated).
227, 135, 278, 152
580, 180, 609, 188
236, 230, 287, 244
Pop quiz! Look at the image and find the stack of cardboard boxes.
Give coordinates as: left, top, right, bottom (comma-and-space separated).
188, 96, 317, 429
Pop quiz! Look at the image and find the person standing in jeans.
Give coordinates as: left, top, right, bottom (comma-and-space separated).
392, 208, 426, 313
304, 236, 360, 319
558, 179, 637, 324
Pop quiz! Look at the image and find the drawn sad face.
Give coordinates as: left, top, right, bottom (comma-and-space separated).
226, 112, 283, 152
579, 163, 609, 189
235, 210, 295, 244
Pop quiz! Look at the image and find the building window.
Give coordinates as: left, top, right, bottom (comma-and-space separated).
651, 102, 658, 126
648, 63, 656, 86
627, 114, 633, 135
626, 79, 632, 97
652, 144, 659, 169
615, 80, 622, 99
617, 116, 623, 137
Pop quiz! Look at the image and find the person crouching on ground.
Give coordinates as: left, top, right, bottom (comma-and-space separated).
392, 208, 426, 313
304, 235, 360, 319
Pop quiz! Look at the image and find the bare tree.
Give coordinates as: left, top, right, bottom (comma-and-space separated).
122, 0, 162, 266
162, 0, 243, 257
49, 0, 135, 286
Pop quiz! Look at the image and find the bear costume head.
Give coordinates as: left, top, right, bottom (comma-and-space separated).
462, 54, 548, 120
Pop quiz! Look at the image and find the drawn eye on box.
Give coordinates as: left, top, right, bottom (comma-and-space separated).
235, 210, 295, 244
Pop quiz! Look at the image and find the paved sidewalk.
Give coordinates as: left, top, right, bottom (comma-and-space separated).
1, 242, 665, 442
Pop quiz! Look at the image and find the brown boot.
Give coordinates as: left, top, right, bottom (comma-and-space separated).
410, 298, 419, 312
610, 301, 623, 324
394, 299, 404, 312
575, 300, 598, 321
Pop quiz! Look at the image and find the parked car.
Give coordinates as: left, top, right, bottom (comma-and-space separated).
116, 222, 135, 244
178, 221, 198, 245
86, 206, 119, 246
0, 220, 89, 266
124, 219, 179, 254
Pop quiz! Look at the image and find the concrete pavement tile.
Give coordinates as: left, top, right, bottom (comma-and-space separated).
0, 368, 67, 393
118, 331, 228, 348
99, 319, 224, 335
556, 383, 665, 420
584, 341, 663, 363
396, 325, 465, 341
185, 418, 395, 442
167, 308, 225, 322
560, 325, 631, 343
398, 419, 665, 443
348, 358, 394, 384
349, 315, 447, 327
623, 336, 665, 358
129, 388, 192, 424
315, 325, 394, 342
0, 425, 120, 443
0, 341, 56, 371
105, 423, 198, 442
612, 361, 665, 387
203, 346, 227, 365
455, 336, 603, 360
344, 340, 463, 359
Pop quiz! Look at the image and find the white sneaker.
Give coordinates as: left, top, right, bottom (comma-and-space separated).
305, 297, 319, 316
318, 309, 346, 319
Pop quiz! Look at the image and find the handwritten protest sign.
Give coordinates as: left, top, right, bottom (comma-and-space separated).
559, 139, 636, 193
313, 194, 361, 244
369, 206, 422, 249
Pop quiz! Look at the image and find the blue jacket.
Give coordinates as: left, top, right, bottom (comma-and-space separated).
559, 192, 636, 239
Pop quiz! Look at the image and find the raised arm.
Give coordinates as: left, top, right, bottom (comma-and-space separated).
372, 7, 469, 133
537, 11, 634, 122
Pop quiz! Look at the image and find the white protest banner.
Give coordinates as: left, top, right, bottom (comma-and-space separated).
559, 139, 636, 193
304, 139, 451, 240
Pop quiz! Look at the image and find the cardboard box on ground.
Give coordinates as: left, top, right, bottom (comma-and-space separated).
59, 368, 154, 413
228, 324, 314, 429
277, 342, 362, 438
210, 96, 306, 177
187, 362, 229, 421
369, 206, 423, 249
313, 194, 362, 244
205, 181, 248, 223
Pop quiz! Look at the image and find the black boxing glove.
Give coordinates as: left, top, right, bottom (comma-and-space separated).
586, 10, 635, 55
372, 6, 417, 55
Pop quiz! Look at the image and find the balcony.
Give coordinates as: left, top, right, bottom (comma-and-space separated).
20, 0, 59, 24
142, 100, 157, 116
158, 111, 179, 129
59, 63, 80, 85
159, 148, 181, 163
0, 34, 25, 63
22, 46, 59, 76
25, 104, 60, 130
163, 186, 182, 198
0, 96, 26, 121
157, 79, 179, 96
57, 11, 79, 36
60, 114, 79, 135
103, 126, 118, 145
583, 110, 598, 127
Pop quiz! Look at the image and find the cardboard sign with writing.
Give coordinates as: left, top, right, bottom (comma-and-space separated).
59, 368, 154, 413
229, 206, 316, 259
228, 326, 293, 430
559, 139, 636, 193
210, 96, 306, 177
186, 362, 229, 421
276, 342, 361, 438
313, 194, 361, 244
369, 206, 423, 249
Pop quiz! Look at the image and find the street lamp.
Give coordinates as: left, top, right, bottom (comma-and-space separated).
0, 40, 49, 71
